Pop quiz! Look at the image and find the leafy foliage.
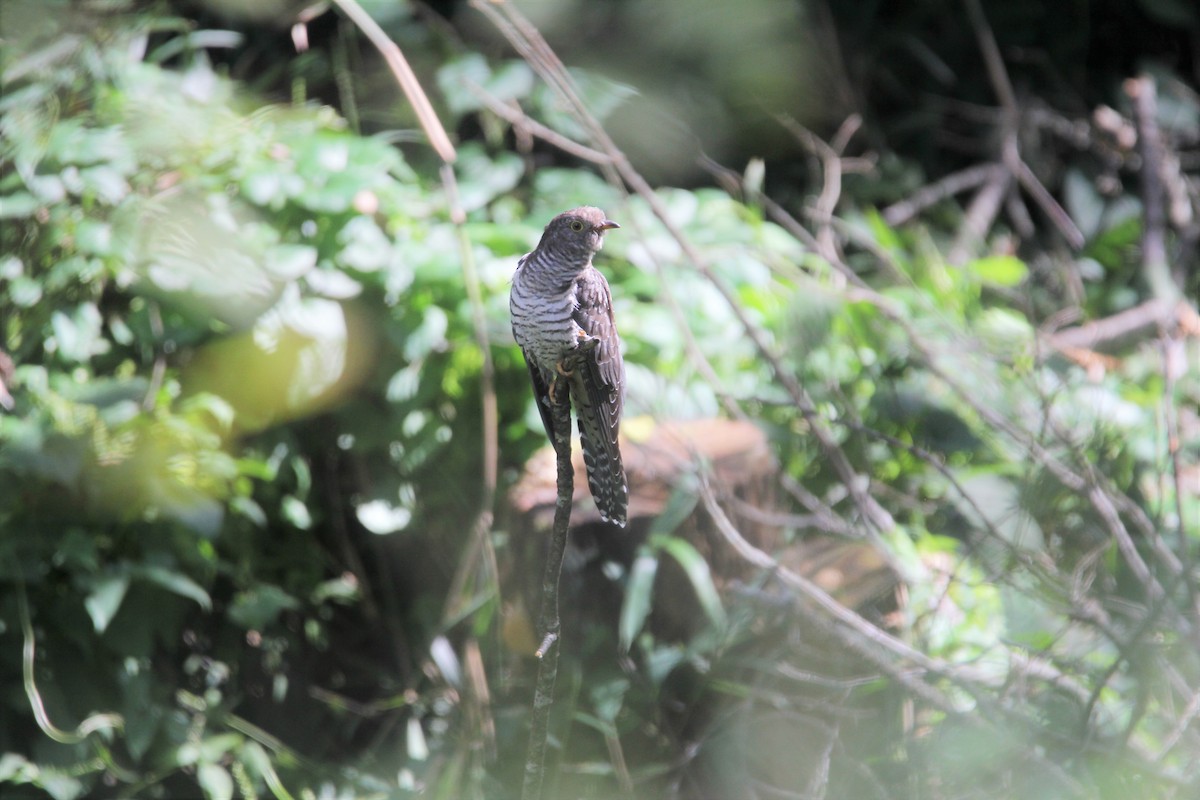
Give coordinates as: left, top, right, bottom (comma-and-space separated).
2, 1, 1198, 799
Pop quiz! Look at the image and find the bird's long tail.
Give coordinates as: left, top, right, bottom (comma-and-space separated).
570, 367, 628, 527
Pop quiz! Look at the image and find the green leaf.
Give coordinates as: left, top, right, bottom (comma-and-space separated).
238, 740, 273, 779
84, 569, 131, 633
532, 69, 636, 139
228, 584, 300, 630
486, 60, 535, 103
264, 243, 317, 280
50, 303, 110, 362
590, 677, 630, 724
79, 164, 130, 204
453, 146, 524, 213
437, 53, 492, 115
0, 192, 41, 218
403, 306, 449, 361
648, 483, 699, 538
281, 495, 312, 530
619, 552, 659, 652
969, 255, 1028, 287
197, 763, 233, 800
660, 537, 726, 630
133, 565, 212, 610
75, 219, 113, 256
9, 275, 43, 307
337, 216, 393, 272
977, 307, 1034, 355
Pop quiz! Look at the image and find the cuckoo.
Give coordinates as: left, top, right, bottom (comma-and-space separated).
510, 206, 628, 527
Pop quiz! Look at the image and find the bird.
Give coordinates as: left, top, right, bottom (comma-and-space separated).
510, 206, 628, 527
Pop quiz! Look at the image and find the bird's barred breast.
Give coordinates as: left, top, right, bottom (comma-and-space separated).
510, 275, 582, 372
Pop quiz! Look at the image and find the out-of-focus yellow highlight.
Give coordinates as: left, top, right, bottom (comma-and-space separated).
184, 296, 376, 434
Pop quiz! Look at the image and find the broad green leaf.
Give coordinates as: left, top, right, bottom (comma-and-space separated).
281, 495, 312, 530
84, 569, 130, 633
453, 146, 523, 213
228, 584, 300, 630
311, 574, 361, 605
403, 306, 449, 361
238, 740, 273, 778
977, 307, 1034, 355
532, 69, 636, 140
0, 192, 40, 218
264, 243, 317, 280
436, 53, 492, 115
134, 565, 212, 610
120, 669, 162, 761
79, 164, 130, 204
49, 304, 109, 362
619, 552, 659, 652
9, 275, 42, 307
199, 733, 244, 762
337, 216, 393, 272
660, 537, 726, 630
486, 60, 534, 103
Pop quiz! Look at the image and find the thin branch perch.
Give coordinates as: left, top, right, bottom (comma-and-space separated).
522, 339, 595, 800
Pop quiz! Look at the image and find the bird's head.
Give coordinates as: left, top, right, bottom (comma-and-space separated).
541, 206, 620, 256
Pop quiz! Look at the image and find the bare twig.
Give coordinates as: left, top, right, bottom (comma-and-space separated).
463, 81, 614, 164
961, 0, 1085, 252
882, 163, 1004, 226
699, 473, 963, 713
522, 342, 592, 800
950, 163, 1012, 264
778, 114, 847, 268
963, 0, 1017, 115
1153, 682, 1200, 763
1160, 332, 1198, 623
1044, 298, 1179, 352
329, 0, 456, 163
1126, 75, 1175, 300
1012, 157, 1085, 248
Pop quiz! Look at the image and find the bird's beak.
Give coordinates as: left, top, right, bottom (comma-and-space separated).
597, 219, 620, 231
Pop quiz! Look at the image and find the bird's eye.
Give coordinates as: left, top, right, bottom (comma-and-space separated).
569, 220, 585, 232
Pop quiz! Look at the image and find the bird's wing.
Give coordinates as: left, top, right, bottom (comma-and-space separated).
570, 268, 627, 525
571, 268, 624, 423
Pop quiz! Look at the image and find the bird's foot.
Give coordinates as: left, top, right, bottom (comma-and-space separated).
575, 330, 600, 351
